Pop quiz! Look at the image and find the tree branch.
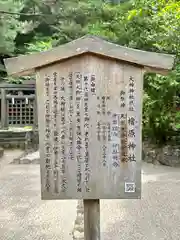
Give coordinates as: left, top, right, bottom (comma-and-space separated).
0, 10, 54, 16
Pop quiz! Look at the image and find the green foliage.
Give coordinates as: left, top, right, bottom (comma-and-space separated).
0, 0, 24, 55
175, 112, 180, 129
25, 38, 53, 53
0, 0, 180, 145
86, 0, 180, 145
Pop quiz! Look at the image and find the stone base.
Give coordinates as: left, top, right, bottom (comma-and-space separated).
0, 128, 39, 151
160, 145, 180, 167
12, 151, 40, 164
143, 142, 180, 167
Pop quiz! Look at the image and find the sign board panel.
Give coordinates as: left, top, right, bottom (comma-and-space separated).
36, 54, 143, 200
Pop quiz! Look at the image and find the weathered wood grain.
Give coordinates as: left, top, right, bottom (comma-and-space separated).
4, 35, 175, 77
84, 199, 100, 240
1, 88, 7, 129
36, 54, 142, 200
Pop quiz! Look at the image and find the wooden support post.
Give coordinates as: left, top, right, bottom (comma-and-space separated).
33, 90, 38, 129
84, 199, 100, 240
1, 88, 7, 129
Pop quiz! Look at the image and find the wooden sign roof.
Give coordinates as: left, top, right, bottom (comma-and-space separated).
4, 35, 175, 77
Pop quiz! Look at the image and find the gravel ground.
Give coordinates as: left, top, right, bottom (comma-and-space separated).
0, 164, 77, 240
0, 154, 180, 240
0, 149, 23, 170
101, 163, 180, 240
74, 163, 180, 240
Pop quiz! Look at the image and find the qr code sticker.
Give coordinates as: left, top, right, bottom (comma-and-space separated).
125, 182, 136, 193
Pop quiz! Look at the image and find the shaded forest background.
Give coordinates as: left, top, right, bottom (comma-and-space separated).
0, 0, 180, 145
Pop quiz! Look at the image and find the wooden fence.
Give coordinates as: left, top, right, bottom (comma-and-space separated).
0, 81, 37, 129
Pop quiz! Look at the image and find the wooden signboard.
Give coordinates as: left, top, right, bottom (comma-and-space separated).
4, 35, 175, 201
36, 55, 142, 199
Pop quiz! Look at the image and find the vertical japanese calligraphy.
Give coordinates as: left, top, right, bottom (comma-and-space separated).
102, 96, 106, 116
120, 114, 128, 163
38, 58, 142, 200
111, 114, 120, 167
128, 76, 135, 112
84, 75, 90, 192
96, 96, 111, 142
120, 90, 126, 108
44, 75, 51, 192
68, 72, 74, 161
96, 96, 111, 117
107, 122, 111, 141
97, 122, 101, 141
127, 116, 136, 162
102, 145, 107, 167
90, 74, 96, 95
112, 143, 120, 168
60, 74, 67, 192
52, 72, 59, 193
60, 76, 65, 91
112, 114, 119, 138
127, 74, 136, 162
96, 95, 111, 167
75, 72, 82, 192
